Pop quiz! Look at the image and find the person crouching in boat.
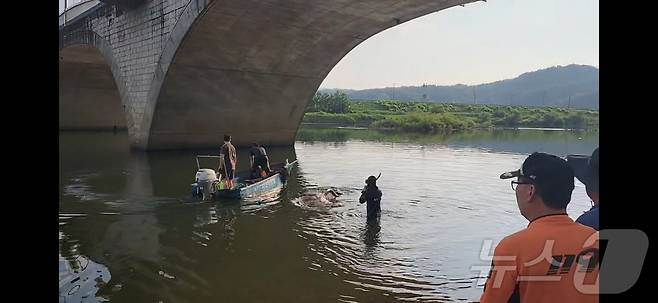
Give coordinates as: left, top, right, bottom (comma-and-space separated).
249, 143, 271, 177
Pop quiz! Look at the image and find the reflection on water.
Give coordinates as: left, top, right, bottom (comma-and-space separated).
59, 128, 598, 302
297, 126, 598, 156
362, 222, 382, 249
59, 231, 112, 303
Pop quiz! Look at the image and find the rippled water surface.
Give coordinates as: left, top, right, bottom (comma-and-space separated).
59, 128, 599, 302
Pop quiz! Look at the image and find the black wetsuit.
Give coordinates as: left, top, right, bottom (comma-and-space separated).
359, 185, 382, 222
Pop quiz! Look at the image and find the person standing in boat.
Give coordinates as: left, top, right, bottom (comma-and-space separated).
249, 143, 271, 177
359, 174, 382, 223
218, 134, 237, 188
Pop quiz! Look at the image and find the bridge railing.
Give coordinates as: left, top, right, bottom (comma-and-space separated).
59, 0, 101, 27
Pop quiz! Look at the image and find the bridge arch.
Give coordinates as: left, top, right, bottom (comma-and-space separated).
59, 30, 134, 133
144, 0, 481, 149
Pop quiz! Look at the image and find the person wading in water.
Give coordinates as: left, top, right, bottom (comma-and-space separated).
359, 174, 382, 224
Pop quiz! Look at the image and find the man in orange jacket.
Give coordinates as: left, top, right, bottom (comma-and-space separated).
480, 152, 599, 303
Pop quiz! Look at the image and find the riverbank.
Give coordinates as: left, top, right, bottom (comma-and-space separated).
303, 99, 599, 133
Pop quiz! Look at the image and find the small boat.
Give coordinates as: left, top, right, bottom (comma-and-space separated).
191, 155, 297, 201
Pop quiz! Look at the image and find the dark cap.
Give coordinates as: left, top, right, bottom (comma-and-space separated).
566, 147, 599, 192
501, 152, 574, 182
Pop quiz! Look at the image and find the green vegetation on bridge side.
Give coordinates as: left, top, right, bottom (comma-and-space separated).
303, 92, 599, 133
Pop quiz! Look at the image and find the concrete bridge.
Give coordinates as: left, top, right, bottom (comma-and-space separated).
59, 0, 481, 150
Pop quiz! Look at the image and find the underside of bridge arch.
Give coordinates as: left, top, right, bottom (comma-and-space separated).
147, 0, 478, 149
59, 45, 126, 131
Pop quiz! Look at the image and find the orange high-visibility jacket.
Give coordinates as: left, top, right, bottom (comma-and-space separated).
480, 214, 599, 303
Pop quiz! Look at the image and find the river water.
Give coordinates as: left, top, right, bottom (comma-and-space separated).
59, 127, 599, 302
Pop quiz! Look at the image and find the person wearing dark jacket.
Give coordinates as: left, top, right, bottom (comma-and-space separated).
249, 143, 271, 176
359, 175, 382, 223
567, 147, 599, 230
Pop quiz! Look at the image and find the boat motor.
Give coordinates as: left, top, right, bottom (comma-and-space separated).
193, 168, 218, 200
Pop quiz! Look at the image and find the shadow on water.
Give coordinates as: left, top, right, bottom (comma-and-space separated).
60, 132, 359, 302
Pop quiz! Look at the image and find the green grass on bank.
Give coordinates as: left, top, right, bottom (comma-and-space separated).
303, 99, 598, 133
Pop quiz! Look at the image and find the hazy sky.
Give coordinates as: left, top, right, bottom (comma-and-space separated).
321, 0, 599, 89
60, 0, 598, 90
